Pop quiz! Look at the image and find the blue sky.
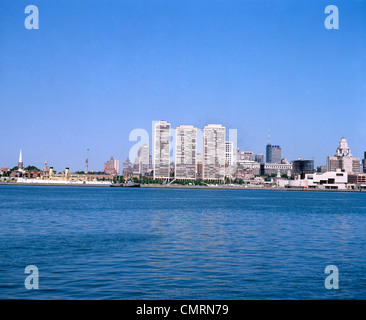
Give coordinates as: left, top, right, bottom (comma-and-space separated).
0, 0, 365, 171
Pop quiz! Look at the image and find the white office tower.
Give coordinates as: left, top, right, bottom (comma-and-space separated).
153, 121, 171, 179
225, 141, 234, 166
175, 125, 197, 180
138, 144, 150, 176
203, 124, 226, 181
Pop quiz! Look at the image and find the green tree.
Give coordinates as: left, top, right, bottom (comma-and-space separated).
24, 165, 41, 171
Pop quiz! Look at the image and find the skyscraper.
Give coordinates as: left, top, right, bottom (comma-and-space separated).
138, 144, 150, 176
202, 124, 226, 181
363, 152, 366, 173
225, 141, 234, 166
153, 121, 171, 179
327, 137, 360, 173
266, 144, 282, 163
175, 125, 197, 180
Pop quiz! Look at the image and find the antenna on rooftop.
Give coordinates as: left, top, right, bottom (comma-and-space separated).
86, 148, 89, 173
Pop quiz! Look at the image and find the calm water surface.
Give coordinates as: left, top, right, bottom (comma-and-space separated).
0, 185, 365, 299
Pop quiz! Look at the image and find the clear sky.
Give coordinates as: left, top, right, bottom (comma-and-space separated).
1, 0, 365, 171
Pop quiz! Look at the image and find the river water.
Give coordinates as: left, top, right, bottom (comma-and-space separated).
0, 185, 365, 299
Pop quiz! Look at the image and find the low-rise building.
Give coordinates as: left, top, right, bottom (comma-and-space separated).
260, 163, 292, 176
235, 160, 261, 177
277, 169, 349, 190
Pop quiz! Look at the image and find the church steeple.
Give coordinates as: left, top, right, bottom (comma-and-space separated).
18, 149, 23, 170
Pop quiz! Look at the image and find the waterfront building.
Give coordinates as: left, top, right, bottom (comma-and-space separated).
196, 153, 202, 179
327, 137, 360, 173
202, 124, 226, 181
17, 166, 111, 185
170, 162, 175, 177
292, 159, 314, 179
175, 125, 197, 180
0, 168, 10, 176
255, 153, 265, 163
363, 152, 366, 173
277, 169, 348, 190
104, 156, 120, 175
153, 121, 171, 179
266, 144, 282, 163
138, 144, 150, 176
348, 173, 366, 185
260, 162, 292, 176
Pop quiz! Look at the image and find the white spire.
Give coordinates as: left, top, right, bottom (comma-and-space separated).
19, 149, 22, 163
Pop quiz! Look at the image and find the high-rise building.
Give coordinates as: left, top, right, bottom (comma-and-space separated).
175, 125, 197, 180
255, 153, 265, 163
202, 124, 226, 181
327, 137, 360, 173
266, 144, 282, 163
225, 141, 234, 166
138, 144, 150, 176
104, 156, 120, 175
196, 153, 203, 179
363, 152, 366, 174
153, 121, 171, 179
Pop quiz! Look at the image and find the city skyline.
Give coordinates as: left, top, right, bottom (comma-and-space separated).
1, 1, 365, 171
5, 129, 365, 177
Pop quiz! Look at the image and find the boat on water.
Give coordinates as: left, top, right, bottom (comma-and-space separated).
110, 182, 141, 188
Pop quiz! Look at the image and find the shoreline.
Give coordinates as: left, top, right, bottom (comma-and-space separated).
0, 182, 111, 187
140, 184, 366, 193
1, 182, 365, 193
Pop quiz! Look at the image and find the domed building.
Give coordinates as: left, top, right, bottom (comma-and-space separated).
327, 137, 360, 173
